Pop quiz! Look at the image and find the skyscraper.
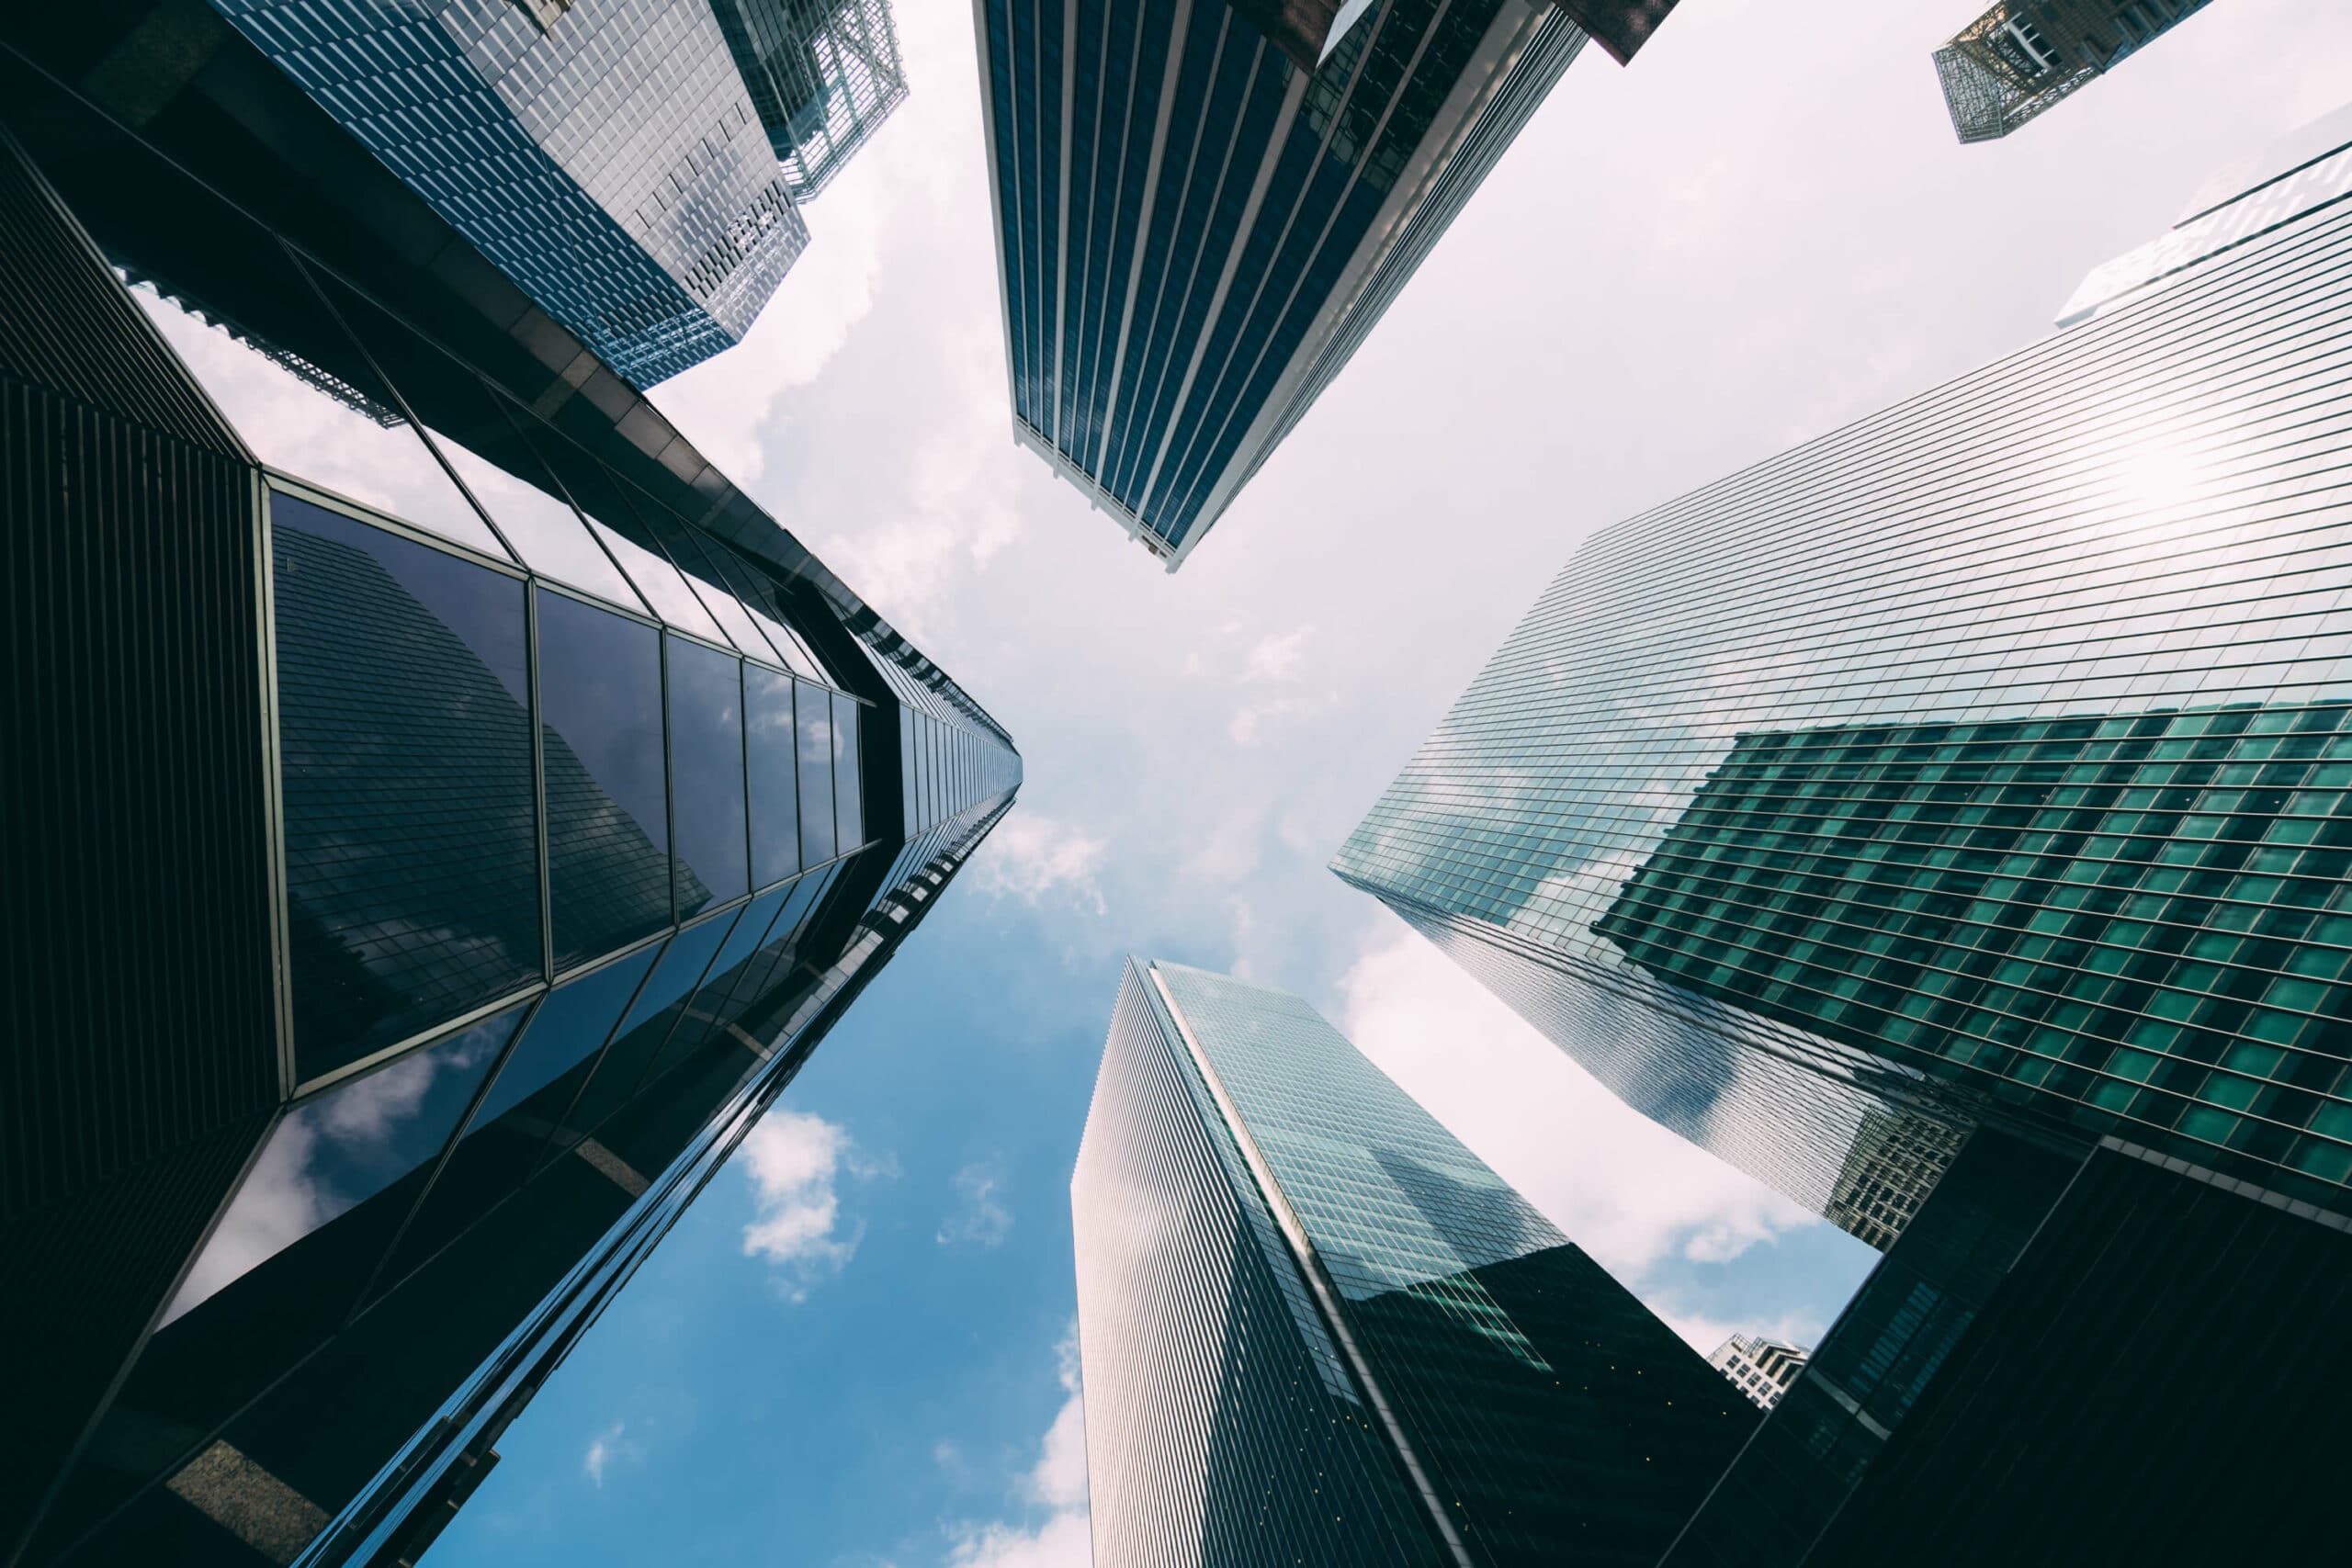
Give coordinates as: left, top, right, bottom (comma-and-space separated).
974, 0, 1604, 568
1334, 107, 2352, 1239
1705, 1334, 1808, 1412
711, 0, 911, 200
0, 17, 1018, 1563
197, 0, 810, 386
1071, 959, 1754, 1567
1933, 0, 2216, 143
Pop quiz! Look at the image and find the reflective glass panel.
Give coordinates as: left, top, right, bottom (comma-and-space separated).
562, 906, 742, 1138
833, 692, 864, 851
668, 636, 751, 915
163, 1005, 524, 1324
426, 404, 641, 608
129, 276, 506, 559
635, 884, 790, 1091
274, 493, 539, 1079
538, 589, 672, 969
797, 680, 838, 866
747, 663, 801, 887
641, 508, 775, 661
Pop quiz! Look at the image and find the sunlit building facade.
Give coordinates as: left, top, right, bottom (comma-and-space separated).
1072, 959, 1753, 1567
201, 0, 808, 386
1333, 116, 2352, 1238
0, 20, 1016, 1565
972, 0, 1590, 568
1706, 1334, 1808, 1413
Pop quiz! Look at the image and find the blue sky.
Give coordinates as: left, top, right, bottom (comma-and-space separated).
426, 2, 2352, 1563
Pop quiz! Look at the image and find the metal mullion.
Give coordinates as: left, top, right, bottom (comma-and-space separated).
662, 629, 677, 931
252, 465, 298, 1099
290, 982, 549, 1103
262, 471, 525, 581
533, 570, 662, 632
528, 585, 553, 985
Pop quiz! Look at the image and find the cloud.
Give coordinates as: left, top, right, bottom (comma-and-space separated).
1241, 626, 1312, 682
1334, 920, 1817, 1288
944, 1324, 1089, 1568
972, 814, 1109, 916
937, 1161, 1014, 1248
582, 1420, 636, 1489
1227, 699, 1297, 746
736, 1109, 888, 1302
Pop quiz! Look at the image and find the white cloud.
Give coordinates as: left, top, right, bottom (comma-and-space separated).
1227, 699, 1296, 746
582, 1420, 636, 1489
1334, 920, 1816, 1288
973, 814, 1109, 916
1240, 626, 1312, 682
736, 1109, 887, 1302
937, 1161, 1014, 1248
944, 1324, 1089, 1568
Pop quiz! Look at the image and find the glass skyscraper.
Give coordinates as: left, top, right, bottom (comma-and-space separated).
1933, 0, 2216, 143
1072, 959, 1753, 1567
710, 0, 910, 200
0, 20, 1016, 1565
1333, 109, 2352, 1235
203, 0, 809, 386
973, 0, 1591, 568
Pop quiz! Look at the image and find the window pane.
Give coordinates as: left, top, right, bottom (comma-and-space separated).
639, 506, 771, 660
427, 400, 643, 609
797, 680, 837, 866
563, 907, 741, 1138
130, 274, 506, 559
163, 1004, 525, 1325
275, 492, 539, 1079
370, 944, 660, 1297
747, 664, 801, 887
559, 456, 729, 643
636, 883, 791, 1091
833, 693, 864, 851
669, 636, 750, 914
539, 589, 672, 969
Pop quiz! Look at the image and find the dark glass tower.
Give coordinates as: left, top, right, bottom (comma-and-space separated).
711, 0, 911, 200
0, 17, 1018, 1564
1933, 0, 2216, 143
197, 0, 808, 386
1072, 959, 1754, 1567
1334, 115, 2352, 1236
973, 0, 1595, 568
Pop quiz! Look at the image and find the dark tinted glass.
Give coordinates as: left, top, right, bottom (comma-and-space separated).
635, 884, 790, 1092
538, 589, 671, 969
832, 693, 864, 851
274, 492, 539, 1079
746, 663, 801, 887
562, 907, 742, 1138
668, 636, 750, 914
797, 680, 837, 866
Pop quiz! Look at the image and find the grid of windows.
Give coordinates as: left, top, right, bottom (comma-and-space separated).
977, 0, 1583, 563
1335, 159, 2352, 1228
210, 0, 807, 384
709, 0, 910, 199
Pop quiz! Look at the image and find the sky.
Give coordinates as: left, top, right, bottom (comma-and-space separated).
426, 2, 2352, 1564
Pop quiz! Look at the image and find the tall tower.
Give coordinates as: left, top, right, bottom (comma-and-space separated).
1072, 959, 1754, 1567
200, 0, 809, 386
972, 0, 1594, 568
1933, 0, 2216, 142
1333, 107, 2352, 1241
709, 0, 912, 200
0, 17, 1018, 1562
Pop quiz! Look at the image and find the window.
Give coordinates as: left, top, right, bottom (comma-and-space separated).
539, 589, 670, 969
668, 635, 750, 915
747, 663, 802, 887
798, 680, 838, 866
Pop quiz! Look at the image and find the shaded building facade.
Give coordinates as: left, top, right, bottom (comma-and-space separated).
1933, 0, 2216, 143
711, 0, 910, 200
200, 0, 808, 386
0, 17, 1018, 1563
1333, 118, 2352, 1238
1071, 960, 1752, 1567
973, 0, 1593, 567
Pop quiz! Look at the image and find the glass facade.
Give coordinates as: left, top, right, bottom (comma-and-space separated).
0, 75, 1023, 1564
1073, 959, 1753, 1567
1934, 1, 2215, 144
709, 0, 910, 199
1334, 139, 2352, 1234
976, 0, 1585, 565
207, 0, 808, 385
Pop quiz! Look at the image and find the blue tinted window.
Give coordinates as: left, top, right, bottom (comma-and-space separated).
668, 636, 750, 915
833, 693, 864, 851
564, 907, 741, 1136
538, 589, 670, 970
747, 663, 801, 887
274, 492, 539, 1080
797, 681, 837, 866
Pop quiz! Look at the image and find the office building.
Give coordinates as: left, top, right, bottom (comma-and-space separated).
1072, 959, 1753, 1566
976, 0, 1622, 568
1706, 1335, 1808, 1412
1334, 107, 2352, 1241
0, 14, 1018, 1563
198, 0, 809, 386
1933, 0, 2215, 143
711, 0, 911, 199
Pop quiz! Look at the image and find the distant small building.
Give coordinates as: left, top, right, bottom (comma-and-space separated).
1708, 1334, 1811, 1411
1934, 0, 2215, 143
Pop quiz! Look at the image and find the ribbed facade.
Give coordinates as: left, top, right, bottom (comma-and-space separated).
1072, 960, 1752, 1567
209, 0, 808, 386
1334, 140, 2352, 1235
974, 0, 1584, 566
